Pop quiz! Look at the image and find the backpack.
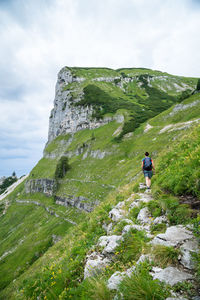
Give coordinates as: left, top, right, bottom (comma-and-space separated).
143, 157, 152, 171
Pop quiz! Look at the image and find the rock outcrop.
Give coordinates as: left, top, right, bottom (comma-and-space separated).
83, 189, 199, 298
25, 179, 57, 196
55, 195, 99, 213
47, 68, 123, 143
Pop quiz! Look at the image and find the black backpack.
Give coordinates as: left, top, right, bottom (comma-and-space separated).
143, 157, 152, 171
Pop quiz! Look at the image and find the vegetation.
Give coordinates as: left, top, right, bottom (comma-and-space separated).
197, 78, 200, 91
0, 68, 199, 299
55, 156, 70, 179
118, 263, 170, 300
0, 175, 17, 194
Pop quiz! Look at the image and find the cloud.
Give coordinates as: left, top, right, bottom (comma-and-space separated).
0, 0, 200, 176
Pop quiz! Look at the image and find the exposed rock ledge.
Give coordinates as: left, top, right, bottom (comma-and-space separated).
25, 179, 57, 196
55, 195, 99, 213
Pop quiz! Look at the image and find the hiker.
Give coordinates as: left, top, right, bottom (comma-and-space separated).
141, 152, 155, 190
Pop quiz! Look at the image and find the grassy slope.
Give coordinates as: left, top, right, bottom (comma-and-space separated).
1, 92, 200, 299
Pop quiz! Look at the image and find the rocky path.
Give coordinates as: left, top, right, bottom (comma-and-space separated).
83, 188, 199, 299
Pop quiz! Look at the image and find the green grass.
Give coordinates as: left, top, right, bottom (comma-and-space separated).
1, 88, 200, 299
118, 263, 170, 300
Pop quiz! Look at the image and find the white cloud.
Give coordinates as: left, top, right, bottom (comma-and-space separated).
0, 0, 200, 176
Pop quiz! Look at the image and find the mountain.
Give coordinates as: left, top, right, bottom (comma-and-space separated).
0, 67, 199, 299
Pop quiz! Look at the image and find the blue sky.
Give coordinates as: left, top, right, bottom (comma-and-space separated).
0, 0, 200, 177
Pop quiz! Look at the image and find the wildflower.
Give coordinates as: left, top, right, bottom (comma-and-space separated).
51, 281, 56, 286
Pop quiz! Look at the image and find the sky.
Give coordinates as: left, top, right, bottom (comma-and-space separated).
0, 0, 200, 177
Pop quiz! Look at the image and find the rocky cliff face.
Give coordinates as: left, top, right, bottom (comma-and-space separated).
48, 68, 123, 143
25, 179, 57, 196
47, 67, 195, 144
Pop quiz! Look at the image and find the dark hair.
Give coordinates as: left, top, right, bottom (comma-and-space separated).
145, 152, 149, 156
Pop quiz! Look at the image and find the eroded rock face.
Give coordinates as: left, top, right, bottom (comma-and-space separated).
25, 179, 57, 196
84, 252, 111, 279
98, 235, 123, 254
55, 195, 99, 213
47, 68, 123, 143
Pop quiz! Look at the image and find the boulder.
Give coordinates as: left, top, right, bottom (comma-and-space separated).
98, 235, 123, 254
84, 252, 110, 279
137, 207, 152, 224
151, 266, 193, 286
109, 208, 125, 222
137, 193, 153, 203
151, 225, 193, 247
153, 215, 168, 225
107, 271, 126, 290
180, 239, 199, 270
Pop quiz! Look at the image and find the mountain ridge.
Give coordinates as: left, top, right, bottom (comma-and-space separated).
0, 67, 199, 299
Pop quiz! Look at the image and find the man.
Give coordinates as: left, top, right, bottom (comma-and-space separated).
141, 152, 155, 190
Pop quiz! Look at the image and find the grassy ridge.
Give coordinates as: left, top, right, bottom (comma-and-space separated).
1, 92, 200, 299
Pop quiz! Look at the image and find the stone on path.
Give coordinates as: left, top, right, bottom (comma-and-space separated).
84, 252, 110, 279
151, 225, 193, 247
180, 239, 199, 270
107, 271, 126, 290
151, 266, 193, 286
109, 207, 125, 222
137, 207, 152, 224
98, 235, 123, 254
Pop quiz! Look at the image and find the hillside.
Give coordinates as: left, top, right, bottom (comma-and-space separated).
0, 67, 199, 299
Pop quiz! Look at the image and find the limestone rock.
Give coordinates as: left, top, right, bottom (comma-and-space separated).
107, 271, 126, 290
137, 207, 152, 224
25, 179, 57, 196
109, 208, 125, 222
47, 68, 124, 142
98, 235, 123, 254
55, 195, 99, 212
107, 266, 136, 290
166, 297, 188, 300
153, 215, 168, 225
151, 225, 193, 247
151, 266, 192, 286
137, 193, 153, 202
180, 239, 199, 269
126, 265, 136, 278
122, 224, 148, 235
84, 252, 110, 279
102, 222, 113, 235
120, 218, 133, 225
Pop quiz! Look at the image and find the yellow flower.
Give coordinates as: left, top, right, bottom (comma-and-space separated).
51, 281, 56, 286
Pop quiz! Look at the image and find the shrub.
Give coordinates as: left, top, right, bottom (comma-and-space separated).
151, 245, 180, 267
118, 263, 170, 300
158, 195, 192, 225
147, 200, 162, 218
0, 176, 17, 194
54, 156, 70, 179
114, 229, 149, 266
150, 223, 167, 234
84, 277, 113, 300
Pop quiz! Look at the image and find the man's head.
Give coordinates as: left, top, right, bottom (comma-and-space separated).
145, 152, 149, 156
